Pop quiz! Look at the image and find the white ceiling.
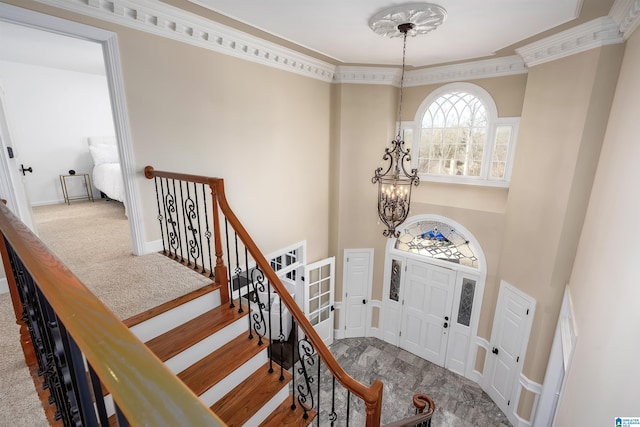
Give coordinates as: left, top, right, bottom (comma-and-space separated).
191, 0, 582, 67
0, 0, 614, 75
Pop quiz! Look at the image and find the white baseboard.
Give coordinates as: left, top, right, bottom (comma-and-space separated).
144, 239, 163, 254
0, 277, 8, 294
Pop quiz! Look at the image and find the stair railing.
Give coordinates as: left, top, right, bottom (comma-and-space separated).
145, 166, 384, 426
0, 202, 224, 426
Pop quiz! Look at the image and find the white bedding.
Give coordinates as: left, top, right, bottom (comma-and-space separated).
88, 136, 126, 206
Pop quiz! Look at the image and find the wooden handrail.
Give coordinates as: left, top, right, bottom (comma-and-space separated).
380, 394, 435, 427
0, 203, 224, 426
144, 166, 384, 426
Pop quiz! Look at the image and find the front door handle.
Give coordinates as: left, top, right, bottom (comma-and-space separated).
20, 164, 33, 176
443, 322, 448, 328
492, 347, 499, 355
362, 299, 367, 305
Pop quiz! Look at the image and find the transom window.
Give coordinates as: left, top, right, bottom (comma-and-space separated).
408, 83, 519, 187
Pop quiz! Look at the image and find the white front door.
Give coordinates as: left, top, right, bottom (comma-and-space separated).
400, 260, 455, 366
304, 257, 334, 346
485, 281, 535, 415
343, 249, 372, 338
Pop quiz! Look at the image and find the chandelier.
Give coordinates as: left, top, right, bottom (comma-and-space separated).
370, 3, 446, 238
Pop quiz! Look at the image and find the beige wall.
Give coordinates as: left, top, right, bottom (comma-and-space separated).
498, 44, 624, 383
556, 26, 640, 425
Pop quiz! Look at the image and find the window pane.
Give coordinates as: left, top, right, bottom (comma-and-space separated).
491, 125, 512, 179
389, 259, 402, 302
457, 278, 476, 327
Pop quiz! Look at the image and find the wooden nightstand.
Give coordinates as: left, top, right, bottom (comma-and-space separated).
59, 173, 95, 205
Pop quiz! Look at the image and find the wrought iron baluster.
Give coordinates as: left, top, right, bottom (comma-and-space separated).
330, 377, 337, 426
153, 177, 167, 255
296, 336, 316, 420
178, 180, 187, 264
165, 179, 180, 260
183, 182, 200, 268
194, 182, 205, 273
88, 365, 109, 426
233, 231, 243, 314
224, 219, 235, 309
278, 299, 284, 381
201, 183, 213, 277
316, 349, 321, 426
249, 266, 268, 346
346, 390, 351, 427
290, 317, 297, 410
160, 178, 171, 257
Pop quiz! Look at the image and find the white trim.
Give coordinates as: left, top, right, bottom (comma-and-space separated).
0, 277, 8, 294
516, 17, 624, 67
144, 239, 164, 255
469, 337, 491, 383
367, 299, 382, 339
609, 0, 640, 40
31, 0, 335, 83
513, 373, 543, 427
0, 3, 146, 256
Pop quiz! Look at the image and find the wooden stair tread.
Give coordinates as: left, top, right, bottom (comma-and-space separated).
211, 363, 291, 426
123, 284, 217, 328
259, 398, 317, 426
178, 334, 266, 396
146, 302, 246, 362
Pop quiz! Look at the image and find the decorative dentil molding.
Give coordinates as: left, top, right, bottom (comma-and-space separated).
609, 0, 640, 39
516, 16, 624, 67
27, 0, 633, 84
31, 0, 336, 82
334, 56, 527, 86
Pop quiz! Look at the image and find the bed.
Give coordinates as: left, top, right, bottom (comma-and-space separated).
88, 136, 126, 205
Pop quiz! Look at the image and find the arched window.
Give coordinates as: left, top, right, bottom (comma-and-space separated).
395, 219, 479, 268
407, 83, 519, 187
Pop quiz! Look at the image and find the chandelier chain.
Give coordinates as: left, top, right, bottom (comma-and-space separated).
397, 30, 408, 139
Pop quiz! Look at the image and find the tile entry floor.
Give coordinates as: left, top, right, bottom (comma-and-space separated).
316, 337, 512, 426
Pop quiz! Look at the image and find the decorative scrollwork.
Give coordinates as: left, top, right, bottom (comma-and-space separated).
250, 267, 267, 344
164, 193, 180, 254
184, 197, 200, 262
296, 337, 317, 419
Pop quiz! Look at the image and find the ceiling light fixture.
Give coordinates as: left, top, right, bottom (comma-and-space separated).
370, 3, 446, 238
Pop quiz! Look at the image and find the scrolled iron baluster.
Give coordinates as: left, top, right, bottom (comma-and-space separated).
249, 267, 268, 346
153, 177, 167, 255
202, 183, 213, 277
329, 376, 337, 426
164, 192, 180, 258
296, 337, 316, 420
183, 195, 200, 267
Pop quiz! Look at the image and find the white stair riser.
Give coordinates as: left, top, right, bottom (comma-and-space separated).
130, 289, 221, 342
198, 350, 268, 407
163, 316, 247, 374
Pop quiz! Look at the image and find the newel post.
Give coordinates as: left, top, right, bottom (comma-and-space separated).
208, 178, 229, 305
365, 380, 384, 426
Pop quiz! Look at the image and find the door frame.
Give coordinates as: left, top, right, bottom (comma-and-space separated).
381, 214, 487, 380
0, 3, 145, 255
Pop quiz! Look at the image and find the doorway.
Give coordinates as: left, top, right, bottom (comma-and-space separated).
381, 215, 486, 379
0, 3, 144, 255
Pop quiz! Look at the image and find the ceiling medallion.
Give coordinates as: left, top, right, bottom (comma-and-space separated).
368, 2, 447, 38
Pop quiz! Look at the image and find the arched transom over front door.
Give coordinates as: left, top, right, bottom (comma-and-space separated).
381, 215, 486, 380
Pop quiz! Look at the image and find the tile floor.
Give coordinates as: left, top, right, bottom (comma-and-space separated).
307, 337, 512, 426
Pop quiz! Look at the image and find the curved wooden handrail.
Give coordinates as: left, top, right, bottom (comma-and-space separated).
0, 203, 224, 426
380, 394, 435, 427
144, 166, 384, 425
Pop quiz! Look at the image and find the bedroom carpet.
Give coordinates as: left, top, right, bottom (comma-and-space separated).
0, 199, 211, 426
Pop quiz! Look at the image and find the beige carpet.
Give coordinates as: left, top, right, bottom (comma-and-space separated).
0, 199, 212, 425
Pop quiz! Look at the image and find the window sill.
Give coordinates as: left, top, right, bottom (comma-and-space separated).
418, 174, 510, 188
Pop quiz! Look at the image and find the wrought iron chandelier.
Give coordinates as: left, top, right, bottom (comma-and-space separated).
370, 3, 446, 238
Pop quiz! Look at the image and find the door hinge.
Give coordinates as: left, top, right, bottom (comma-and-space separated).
516, 356, 520, 363
399, 331, 402, 337
7, 147, 14, 158
402, 300, 405, 306
526, 309, 529, 315
330, 305, 335, 311
347, 257, 349, 262
508, 400, 511, 406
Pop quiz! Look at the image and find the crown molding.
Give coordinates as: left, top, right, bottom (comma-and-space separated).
609, 0, 640, 39
516, 16, 624, 67
334, 56, 527, 86
31, 0, 336, 82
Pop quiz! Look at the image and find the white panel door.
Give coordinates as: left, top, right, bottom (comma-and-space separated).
304, 257, 334, 346
343, 249, 372, 338
381, 256, 404, 346
485, 282, 535, 415
400, 260, 455, 366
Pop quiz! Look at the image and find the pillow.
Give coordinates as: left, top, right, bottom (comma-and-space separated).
89, 143, 119, 165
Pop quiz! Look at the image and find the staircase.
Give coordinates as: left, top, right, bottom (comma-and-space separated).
119, 282, 316, 426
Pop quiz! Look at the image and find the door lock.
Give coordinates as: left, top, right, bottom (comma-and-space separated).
443, 322, 448, 328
